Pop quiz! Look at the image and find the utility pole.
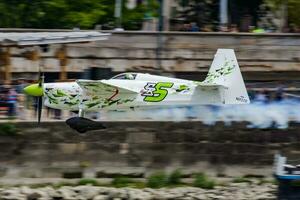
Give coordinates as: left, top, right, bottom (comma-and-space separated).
219, 0, 228, 30
158, 0, 164, 32
0, 48, 11, 84
156, 0, 164, 74
56, 45, 68, 81
280, 0, 288, 32
115, 0, 122, 29
163, 0, 171, 31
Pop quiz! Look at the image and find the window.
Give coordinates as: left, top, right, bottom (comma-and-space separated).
111, 73, 137, 80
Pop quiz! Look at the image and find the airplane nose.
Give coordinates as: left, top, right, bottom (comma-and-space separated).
24, 84, 44, 96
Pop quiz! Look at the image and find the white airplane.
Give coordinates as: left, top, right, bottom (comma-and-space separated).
24, 48, 250, 133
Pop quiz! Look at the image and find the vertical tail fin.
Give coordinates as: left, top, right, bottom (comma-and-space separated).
204, 49, 250, 104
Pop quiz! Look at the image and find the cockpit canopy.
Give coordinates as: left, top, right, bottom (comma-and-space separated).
111, 73, 137, 80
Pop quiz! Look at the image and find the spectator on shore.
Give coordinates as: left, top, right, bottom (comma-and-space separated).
15, 79, 26, 94
190, 22, 199, 32
182, 23, 192, 31
274, 87, 284, 102
7, 87, 18, 117
254, 90, 269, 103
17, 93, 26, 119
229, 24, 239, 32
180, 22, 200, 32
219, 25, 229, 32
252, 28, 265, 33
202, 25, 213, 32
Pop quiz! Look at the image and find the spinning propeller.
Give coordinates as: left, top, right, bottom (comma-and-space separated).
24, 69, 44, 124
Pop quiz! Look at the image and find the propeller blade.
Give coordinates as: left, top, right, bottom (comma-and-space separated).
38, 65, 41, 85
38, 64, 44, 124
37, 96, 43, 124
36, 51, 45, 124
38, 72, 44, 87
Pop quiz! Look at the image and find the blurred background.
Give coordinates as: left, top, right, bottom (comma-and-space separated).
0, 0, 299, 198
0, 0, 297, 32
1, 0, 300, 122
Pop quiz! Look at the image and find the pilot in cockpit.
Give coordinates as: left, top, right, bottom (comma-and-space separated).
125, 73, 135, 80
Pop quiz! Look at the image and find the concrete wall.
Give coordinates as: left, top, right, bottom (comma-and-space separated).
8, 31, 300, 81
0, 121, 299, 179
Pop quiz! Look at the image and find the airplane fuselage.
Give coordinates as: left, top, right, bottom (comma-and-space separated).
43, 73, 221, 112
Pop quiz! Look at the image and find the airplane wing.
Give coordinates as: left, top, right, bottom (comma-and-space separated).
76, 80, 139, 96
0, 31, 110, 46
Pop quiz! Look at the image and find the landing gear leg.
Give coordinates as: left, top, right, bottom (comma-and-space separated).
79, 108, 85, 118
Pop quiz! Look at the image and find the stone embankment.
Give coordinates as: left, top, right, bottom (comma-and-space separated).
0, 121, 299, 178
0, 183, 276, 200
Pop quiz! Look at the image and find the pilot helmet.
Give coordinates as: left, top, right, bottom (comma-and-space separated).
125, 73, 134, 80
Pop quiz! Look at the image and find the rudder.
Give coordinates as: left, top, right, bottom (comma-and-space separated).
203, 49, 250, 104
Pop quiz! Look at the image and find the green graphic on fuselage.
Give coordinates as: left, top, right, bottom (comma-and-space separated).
142, 82, 173, 102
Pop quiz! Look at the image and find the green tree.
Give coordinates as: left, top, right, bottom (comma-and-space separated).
265, 0, 300, 29
175, 0, 219, 31
0, 0, 158, 30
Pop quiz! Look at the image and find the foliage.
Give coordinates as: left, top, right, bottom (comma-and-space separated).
79, 161, 91, 168
53, 182, 76, 188
0, 0, 158, 30
287, 0, 300, 28
290, 180, 300, 187
146, 171, 168, 188
111, 176, 145, 188
122, 0, 158, 30
265, 0, 300, 28
193, 173, 215, 189
167, 169, 182, 185
0, 123, 18, 136
232, 176, 252, 183
175, 0, 219, 31
112, 176, 133, 187
77, 178, 99, 186
112, 170, 183, 188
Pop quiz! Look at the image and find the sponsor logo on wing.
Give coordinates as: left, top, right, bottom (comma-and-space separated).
236, 96, 248, 103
